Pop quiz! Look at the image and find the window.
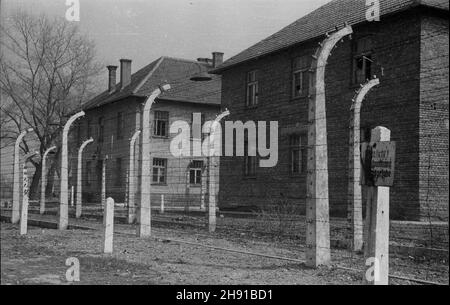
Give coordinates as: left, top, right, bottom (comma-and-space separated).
86, 161, 92, 186
244, 140, 257, 177
115, 158, 122, 187
290, 134, 308, 174
292, 56, 310, 97
189, 160, 203, 185
153, 111, 169, 137
87, 119, 92, 138
77, 122, 82, 146
152, 158, 167, 184
246, 70, 259, 107
116, 112, 124, 139
353, 36, 373, 84
98, 117, 104, 143
191, 112, 205, 140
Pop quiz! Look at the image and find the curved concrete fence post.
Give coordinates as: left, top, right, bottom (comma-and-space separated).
127, 130, 141, 224
40, 146, 57, 215
76, 138, 94, 218
347, 78, 380, 252
59, 111, 85, 230
12, 128, 33, 224
306, 24, 352, 268
207, 109, 229, 233
138, 84, 171, 237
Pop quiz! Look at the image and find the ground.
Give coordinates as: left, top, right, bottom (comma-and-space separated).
1, 216, 448, 285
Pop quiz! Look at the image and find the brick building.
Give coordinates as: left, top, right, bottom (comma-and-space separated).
212, 0, 449, 221
70, 54, 223, 208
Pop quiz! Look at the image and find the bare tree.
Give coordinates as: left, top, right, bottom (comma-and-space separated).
0, 11, 101, 199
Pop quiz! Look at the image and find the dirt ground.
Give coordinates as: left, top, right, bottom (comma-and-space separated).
1, 219, 448, 285
1, 222, 364, 285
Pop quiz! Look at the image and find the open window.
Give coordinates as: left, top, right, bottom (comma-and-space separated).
353, 36, 374, 84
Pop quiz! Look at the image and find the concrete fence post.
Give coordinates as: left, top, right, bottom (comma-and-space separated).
128, 130, 141, 224
70, 186, 74, 207
20, 151, 38, 235
160, 194, 165, 214
347, 78, 380, 252
103, 197, 114, 254
305, 25, 352, 268
76, 138, 93, 218
19, 164, 29, 235
40, 146, 57, 215
363, 126, 390, 285
12, 128, 33, 224
60, 111, 85, 230
207, 110, 229, 233
138, 85, 170, 237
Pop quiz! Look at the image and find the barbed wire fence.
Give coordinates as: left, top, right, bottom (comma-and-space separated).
0, 25, 448, 285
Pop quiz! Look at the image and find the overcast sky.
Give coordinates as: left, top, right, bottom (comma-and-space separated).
2, 0, 331, 81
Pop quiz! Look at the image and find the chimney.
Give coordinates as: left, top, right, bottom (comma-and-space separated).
107, 65, 118, 93
212, 52, 224, 68
119, 59, 132, 89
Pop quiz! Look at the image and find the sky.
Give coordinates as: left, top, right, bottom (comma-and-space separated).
1, 0, 331, 83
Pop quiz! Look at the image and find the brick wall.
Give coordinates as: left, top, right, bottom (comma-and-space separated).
419, 10, 449, 221
218, 10, 447, 221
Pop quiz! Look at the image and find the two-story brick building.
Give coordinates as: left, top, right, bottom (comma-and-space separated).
70, 53, 223, 209
212, 0, 449, 221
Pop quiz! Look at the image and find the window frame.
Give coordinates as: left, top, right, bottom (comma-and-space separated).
86, 161, 92, 186
290, 134, 308, 175
246, 70, 259, 107
114, 157, 123, 187
152, 158, 167, 185
292, 56, 310, 98
98, 116, 104, 143
116, 112, 124, 140
153, 110, 169, 138
189, 160, 203, 186
243, 140, 257, 177
352, 36, 374, 85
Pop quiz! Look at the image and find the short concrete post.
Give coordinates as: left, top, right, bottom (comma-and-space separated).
12, 128, 33, 224
138, 85, 170, 237
76, 138, 93, 218
40, 146, 56, 215
363, 126, 390, 285
70, 186, 74, 207
128, 130, 140, 224
103, 197, 114, 254
160, 194, 164, 214
60, 111, 85, 230
19, 164, 29, 235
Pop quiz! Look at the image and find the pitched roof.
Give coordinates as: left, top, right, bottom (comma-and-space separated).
83, 56, 221, 110
212, 0, 449, 73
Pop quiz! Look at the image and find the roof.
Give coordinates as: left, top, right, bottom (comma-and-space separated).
83, 56, 221, 110
212, 0, 449, 73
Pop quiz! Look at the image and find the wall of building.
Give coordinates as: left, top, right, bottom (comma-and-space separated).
218, 10, 439, 221
69, 96, 221, 208
419, 10, 449, 221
